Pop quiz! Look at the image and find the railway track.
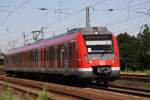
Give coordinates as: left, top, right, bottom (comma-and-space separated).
0, 75, 149, 100
110, 85, 150, 98
0, 75, 86, 100
120, 74, 150, 82
89, 84, 150, 98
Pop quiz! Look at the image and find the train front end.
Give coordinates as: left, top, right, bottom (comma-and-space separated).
76, 27, 120, 83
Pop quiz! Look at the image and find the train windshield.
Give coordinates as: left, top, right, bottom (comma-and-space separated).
83, 34, 113, 54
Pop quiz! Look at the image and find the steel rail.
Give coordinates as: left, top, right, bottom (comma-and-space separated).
120, 74, 150, 82
89, 84, 150, 98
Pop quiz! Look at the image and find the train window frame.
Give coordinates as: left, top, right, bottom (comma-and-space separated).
64, 42, 69, 60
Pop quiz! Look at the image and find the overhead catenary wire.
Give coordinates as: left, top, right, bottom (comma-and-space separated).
45, 0, 107, 28
114, 15, 148, 34
0, 0, 31, 28
20, 0, 108, 44
1, 0, 150, 51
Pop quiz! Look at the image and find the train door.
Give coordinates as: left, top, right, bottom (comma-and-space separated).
68, 41, 76, 71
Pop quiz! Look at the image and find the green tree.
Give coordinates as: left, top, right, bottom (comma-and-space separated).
117, 33, 141, 71
137, 24, 150, 70
117, 24, 150, 71
117, 33, 131, 71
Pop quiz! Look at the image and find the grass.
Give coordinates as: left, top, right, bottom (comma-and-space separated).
37, 90, 50, 100
37, 86, 53, 100
0, 83, 52, 100
0, 84, 21, 100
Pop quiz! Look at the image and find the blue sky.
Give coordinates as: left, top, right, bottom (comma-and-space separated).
0, 0, 150, 52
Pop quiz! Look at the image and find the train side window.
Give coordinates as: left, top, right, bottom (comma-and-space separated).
32, 50, 34, 63
35, 50, 37, 64
11, 55, 12, 67
17, 53, 20, 67
49, 47, 54, 67
29, 50, 32, 67
29, 50, 31, 62
34, 49, 37, 64
57, 45, 61, 68
65, 43, 69, 60
68, 42, 72, 67
54, 46, 57, 68
19, 53, 21, 67
51, 47, 54, 65
19, 52, 22, 67
11, 54, 13, 67
38, 49, 41, 66
16, 53, 17, 67
15, 54, 16, 67
49, 47, 51, 67
45, 48, 49, 62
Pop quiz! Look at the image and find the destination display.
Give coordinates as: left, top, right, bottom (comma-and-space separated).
83, 34, 112, 40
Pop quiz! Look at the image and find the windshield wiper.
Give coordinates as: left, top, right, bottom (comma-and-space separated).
101, 48, 108, 57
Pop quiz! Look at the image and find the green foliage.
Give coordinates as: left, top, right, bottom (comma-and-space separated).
117, 24, 150, 71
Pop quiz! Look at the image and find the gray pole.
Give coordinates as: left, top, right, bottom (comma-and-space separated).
86, 7, 90, 28
13, 40, 16, 48
23, 32, 26, 45
41, 27, 47, 40
41, 27, 44, 39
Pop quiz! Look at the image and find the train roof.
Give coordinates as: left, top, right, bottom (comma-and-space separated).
67, 27, 112, 35
7, 27, 112, 55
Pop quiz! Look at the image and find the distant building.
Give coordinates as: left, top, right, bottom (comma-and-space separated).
0, 52, 5, 65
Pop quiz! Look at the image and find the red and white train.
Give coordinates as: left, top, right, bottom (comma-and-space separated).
5, 27, 120, 83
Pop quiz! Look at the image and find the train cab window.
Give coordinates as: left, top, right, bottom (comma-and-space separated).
83, 34, 114, 54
